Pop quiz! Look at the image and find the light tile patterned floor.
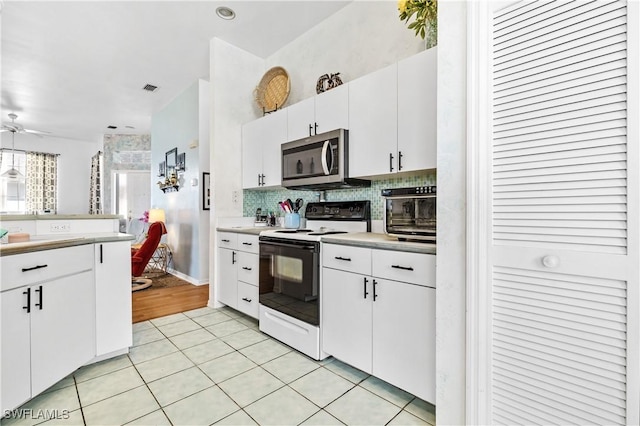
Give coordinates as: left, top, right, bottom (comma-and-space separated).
2, 306, 436, 426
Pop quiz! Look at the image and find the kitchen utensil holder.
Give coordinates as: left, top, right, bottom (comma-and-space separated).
284, 213, 300, 229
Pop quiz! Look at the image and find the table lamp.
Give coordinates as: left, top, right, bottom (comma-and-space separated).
148, 208, 166, 224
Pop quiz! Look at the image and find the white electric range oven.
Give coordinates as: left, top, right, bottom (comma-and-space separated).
258, 200, 370, 360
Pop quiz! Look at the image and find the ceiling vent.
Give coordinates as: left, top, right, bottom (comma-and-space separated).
107, 125, 117, 129
142, 84, 159, 92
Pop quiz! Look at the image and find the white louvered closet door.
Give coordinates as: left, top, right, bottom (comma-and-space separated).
489, 1, 638, 425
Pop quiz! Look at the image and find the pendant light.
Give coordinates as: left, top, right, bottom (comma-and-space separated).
1, 126, 23, 179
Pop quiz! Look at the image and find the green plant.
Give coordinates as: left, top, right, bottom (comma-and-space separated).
398, 0, 437, 40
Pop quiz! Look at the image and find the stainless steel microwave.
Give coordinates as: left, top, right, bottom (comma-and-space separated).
382, 186, 436, 242
281, 129, 370, 190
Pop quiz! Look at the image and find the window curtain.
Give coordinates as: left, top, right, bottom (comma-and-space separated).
89, 151, 103, 214
25, 152, 58, 213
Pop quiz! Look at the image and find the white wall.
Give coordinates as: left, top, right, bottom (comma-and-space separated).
0, 133, 101, 214
265, 1, 424, 107
209, 38, 264, 306
435, 1, 467, 423
198, 80, 211, 285
151, 79, 210, 283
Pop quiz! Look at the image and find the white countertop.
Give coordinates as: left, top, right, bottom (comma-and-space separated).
322, 232, 436, 254
216, 226, 436, 254
0, 233, 135, 256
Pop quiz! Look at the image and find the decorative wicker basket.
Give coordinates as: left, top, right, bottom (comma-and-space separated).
255, 66, 290, 112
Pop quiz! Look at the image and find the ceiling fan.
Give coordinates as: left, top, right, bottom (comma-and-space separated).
0, 113, 37, 179
1, 113, 50, 136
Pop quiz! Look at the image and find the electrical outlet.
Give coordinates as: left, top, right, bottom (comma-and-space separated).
232, 190, 239, 205
50, 223, 71, 232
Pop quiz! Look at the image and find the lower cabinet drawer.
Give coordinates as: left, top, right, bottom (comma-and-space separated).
1, 244, 93, 292
237, 281, 259, 319
322, 244, 371, 275
371, 249, 435, 287
236, 252, 259, 285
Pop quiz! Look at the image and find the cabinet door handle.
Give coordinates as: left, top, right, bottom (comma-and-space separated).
363, 277, 369, 299
22, 264, 48, 272
242, 242, 253, 246
391, 265, 414, 271
389, 153, 394, 172
334, 256, 351, 262
261, 174, 266, 186
373, 279, 378, 301
222, 239, 230, 243
242, 297, 252, 303
232, 251, 236, 264
314, 122, 319, 135
242, 266, 252, 271
309, 124, 313, 136
257, 173, 261, 186
23, 288, 31, 313
100, 244, 104, 264
398, 151, 403, 171
35, 285, 43, 310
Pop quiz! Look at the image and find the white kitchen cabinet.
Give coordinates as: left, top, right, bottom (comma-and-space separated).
321, 243, 436, 403
1, 245, 95, 412
216, 232, 260, 318
30, 271, 95, 396
349, 63, 398, 178
287, 84, 349, 141
322, 267, 373, 372
1, 286, 31, 412
372, 278, 435, 402
242, 108, 287, 188
218, 247, 238, 309
95, 241, 132, 357
397, 47, 437, 173
349, 49, 436, 178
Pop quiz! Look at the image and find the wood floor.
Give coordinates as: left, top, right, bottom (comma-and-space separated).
132, 283, 209, 323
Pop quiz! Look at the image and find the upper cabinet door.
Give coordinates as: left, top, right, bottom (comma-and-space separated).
398, 48, 437, 172
287, 97, 315, 141
315, 83, 349, 135
349, 63, 398, 178
242, 109, 286, 189
241, 117, 264, 189
261, 108, 287, 187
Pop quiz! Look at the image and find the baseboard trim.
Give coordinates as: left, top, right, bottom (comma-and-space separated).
167, 268, 208, 286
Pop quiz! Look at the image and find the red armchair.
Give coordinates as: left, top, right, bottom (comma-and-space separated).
131, 221, 167, 291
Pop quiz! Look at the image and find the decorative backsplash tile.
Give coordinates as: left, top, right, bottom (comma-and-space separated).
243, 171, 436, 220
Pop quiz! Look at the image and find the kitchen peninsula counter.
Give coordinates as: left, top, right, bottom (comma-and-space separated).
0, 233, 134, 257
0, 214, 120, 221
322, 232, 436, 254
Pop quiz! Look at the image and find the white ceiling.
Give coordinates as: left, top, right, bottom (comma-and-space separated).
1, 1, 350, 143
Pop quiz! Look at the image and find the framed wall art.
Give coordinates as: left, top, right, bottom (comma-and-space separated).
165, 148, 178, 175
177, 152, 186, 171
202, 172, 211, 210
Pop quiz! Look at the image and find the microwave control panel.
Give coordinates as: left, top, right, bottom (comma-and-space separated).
381, 186, 436, 197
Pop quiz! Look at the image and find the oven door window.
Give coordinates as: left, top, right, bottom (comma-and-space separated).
259, 240, 319, 326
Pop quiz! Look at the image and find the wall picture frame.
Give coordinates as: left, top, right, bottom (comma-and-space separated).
158, 161, 166, 177
165, 148, 178, 175
202, 172, 211, 210
177, 152, 186, 171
